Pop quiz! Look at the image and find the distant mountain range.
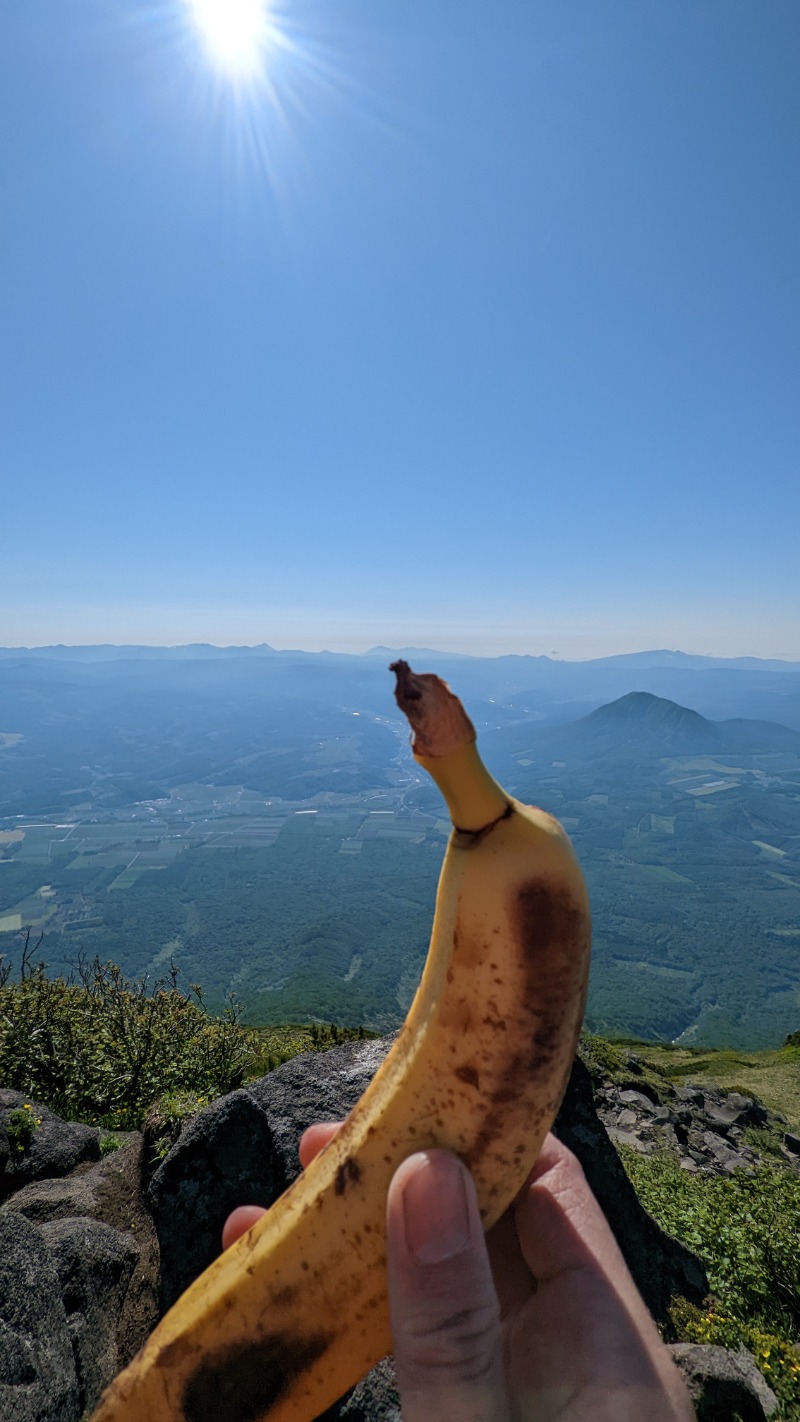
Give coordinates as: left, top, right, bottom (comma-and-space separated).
0, 643, 798, 672
2, 643, 799, 733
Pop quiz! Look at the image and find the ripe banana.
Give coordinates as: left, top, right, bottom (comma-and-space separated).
90, 661, 591, 1422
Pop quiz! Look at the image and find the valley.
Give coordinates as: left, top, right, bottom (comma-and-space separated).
1, 648, 799, 1047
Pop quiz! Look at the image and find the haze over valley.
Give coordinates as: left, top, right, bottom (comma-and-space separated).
1, 645, 799, 1050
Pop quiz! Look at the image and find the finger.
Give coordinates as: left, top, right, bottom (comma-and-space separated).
221, 1204, 266, 1252
514, 1137, 696, 1416
514, 1135, 667, 1342
486, 1135, 573, 1318
515, 1135, 635, 1289
387, 1151, 512, 1422
298, 1120, 341, 1169
486, 1208, 535, 1320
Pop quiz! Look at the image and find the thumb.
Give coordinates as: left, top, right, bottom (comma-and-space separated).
386, 1151, 512, 1422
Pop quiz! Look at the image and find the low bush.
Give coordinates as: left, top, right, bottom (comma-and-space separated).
5, 1102, 43, 1155
0, 949, 253, 1132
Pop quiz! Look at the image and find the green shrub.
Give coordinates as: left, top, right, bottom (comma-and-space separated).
99, 1132, 124, 1155
0, 954, 254, 1132
6, 1103, 43, 1155
742, 1124, 788, 1159
145, 1088, 214, 1163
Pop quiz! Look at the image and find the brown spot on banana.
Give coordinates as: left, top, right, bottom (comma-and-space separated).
88, 664, 590, 1422
182, 1332, 333, 1422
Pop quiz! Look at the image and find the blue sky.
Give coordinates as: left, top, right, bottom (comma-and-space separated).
2, 1, 798, 658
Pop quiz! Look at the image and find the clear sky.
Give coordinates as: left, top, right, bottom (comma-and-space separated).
2, 1, 798, 659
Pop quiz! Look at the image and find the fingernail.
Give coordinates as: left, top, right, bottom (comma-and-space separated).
401, 1152, 472, 1265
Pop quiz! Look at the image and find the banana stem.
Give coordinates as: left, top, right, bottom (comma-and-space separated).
391, 661, 510, 832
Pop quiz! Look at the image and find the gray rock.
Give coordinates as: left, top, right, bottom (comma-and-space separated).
41, 1216, 138, 1416
616, 1108, 639, 1128
336, 1357, 401, 1420
721, 1154, 755, 1175
0, 1212, 79, 1422
723, 1093, 768, 1126
1, 1168, 101, 1225
147, 1088, 280, 1313
2, 1135, 161, 1380
784, 1131, 800, 1155
607, 1127, 650, 1152
675, 1086, 707, 1105
660, 1123, 681, 1151
0, 1090, 100, 1200
701, 1133, 753, 1172
245, 1037, 396, 1181
618, 1089, 659, 1112
668, 1343, 778, 1419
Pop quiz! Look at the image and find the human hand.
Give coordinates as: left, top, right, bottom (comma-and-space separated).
223, 1126, 695, 1421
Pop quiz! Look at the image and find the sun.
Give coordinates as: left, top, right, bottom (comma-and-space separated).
186, 0, 272, 79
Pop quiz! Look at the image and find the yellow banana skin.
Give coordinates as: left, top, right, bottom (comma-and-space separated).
90, 663, 591, 1422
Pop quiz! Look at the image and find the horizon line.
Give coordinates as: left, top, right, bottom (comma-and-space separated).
1, 642, 799, 668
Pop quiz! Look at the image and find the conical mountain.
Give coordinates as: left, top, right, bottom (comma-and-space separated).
579, 691, 724, 754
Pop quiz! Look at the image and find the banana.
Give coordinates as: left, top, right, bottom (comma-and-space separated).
90, 661, 591, 1422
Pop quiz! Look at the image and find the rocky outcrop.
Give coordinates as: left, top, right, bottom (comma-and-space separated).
0, 1039, 794, 1422
590, 1060, 799, 1179
0, 1211, 80, 1422
668, 1343, 778, 1419
41, 1216, 139, 1416
0, 1089, 100, 1200
147, 1089, 284, 1313
1, 1132, 160, 1419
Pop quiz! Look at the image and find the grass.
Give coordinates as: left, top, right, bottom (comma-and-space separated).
621, 1148, 800, 1418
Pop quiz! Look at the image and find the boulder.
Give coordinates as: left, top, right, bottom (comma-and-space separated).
147, 1089, 281, 1312
147, 1038, 398, 1316
40, 1216, 138, 1417
0, 1212, 79, 1422
2, 1166, 103, 1224
668, 1343, 778, 1420
2, 1136, 161, 1378
245, 1037, 396, 1179
0, 1089, 100, 1200
704, 1093, 768, 1130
